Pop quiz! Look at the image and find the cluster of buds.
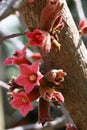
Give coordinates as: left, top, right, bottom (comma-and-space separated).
4, 0, 66, 126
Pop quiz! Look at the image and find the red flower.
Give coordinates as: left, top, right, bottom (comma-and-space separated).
10, 91, 33, 117
26, 29, 46, 47
4, 47, 31, 66
16, 62, 43, 93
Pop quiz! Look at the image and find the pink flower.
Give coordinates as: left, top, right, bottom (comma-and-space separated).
26, 29, 46, 47
10, 91, 33, 117
4, 47, 31, 66
16, 62, 43, 93
28, 0, 35, 3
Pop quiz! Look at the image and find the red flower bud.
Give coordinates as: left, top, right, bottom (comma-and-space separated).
39, 78, 64, 102
79, 20, 86, 28
40, 0, 64, 31
45, 69, 67, 85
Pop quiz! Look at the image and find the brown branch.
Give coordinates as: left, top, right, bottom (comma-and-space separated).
20, 0, 87, 129
0, 0, 27, 21
7, 116, 66, 130
0, 31, 28, 45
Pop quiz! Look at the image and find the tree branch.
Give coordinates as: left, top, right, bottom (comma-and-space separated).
20, 0, 87, 129
0, 32, 28, 44
0, 0, 26, 21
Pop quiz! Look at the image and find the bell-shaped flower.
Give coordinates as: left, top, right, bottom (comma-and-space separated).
10, 91, 33, 117
4, 47, 31, 66
15, 62, 43, 93
26, 29, 46, 47
26, 29, 52, 54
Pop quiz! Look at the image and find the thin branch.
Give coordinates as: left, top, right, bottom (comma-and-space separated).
0, 80, 10, 90
7, 116, 66, 130
0, 31, 28, 44
0, 0, 27, 21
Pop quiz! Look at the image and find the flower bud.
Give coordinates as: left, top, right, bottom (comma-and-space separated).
45, 69, 67, 85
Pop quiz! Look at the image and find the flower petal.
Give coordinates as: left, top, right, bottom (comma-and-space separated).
15, 75, 29, 86
19, 64, 32, 75
24, 83, 35, 93
20, 103, 33, 117
10, 100, 23, 109
4, 57, 14, 65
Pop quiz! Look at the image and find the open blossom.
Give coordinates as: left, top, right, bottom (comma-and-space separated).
10, 91, 33, 117
16, 62, 43, 93
26, 29, 52, 54
4, 47, 31, 66
26, 29, 46, 47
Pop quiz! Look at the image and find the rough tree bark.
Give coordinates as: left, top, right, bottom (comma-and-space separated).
20, 0, 87, 130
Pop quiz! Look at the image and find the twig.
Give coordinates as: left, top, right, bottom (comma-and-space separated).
0, 31, 28, 44
0, 30, 33, 60
0, 0, 27, 21
0, 80, 10, 90
7, 116, 66, 130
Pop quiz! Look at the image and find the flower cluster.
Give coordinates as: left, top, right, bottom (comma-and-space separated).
5, 46, 66, 124
4, 45, 66, 125
4, 0, 66, 126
